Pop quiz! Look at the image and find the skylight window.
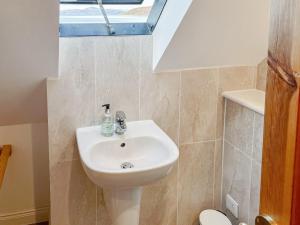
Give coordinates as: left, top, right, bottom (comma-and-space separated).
59, 0, 167, 36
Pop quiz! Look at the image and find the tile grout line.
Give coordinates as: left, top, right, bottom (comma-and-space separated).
212, 142, 216, 208
247, 112, 257, 224
224, 139, 253, 162
215, 68, 221, 141
251, 113, 256, 158
94, 38, 98, 225
176, 71, 182, 225
96, 186, 98, 225
212, 68, 220, 208
248, 158, 255, 224
138, 37, 142, 120
177, 72, 182, 146
180, 139, 217, 146
93, 38, 97, 125
220, 98, 227, 210
253, 65, 258, 89
158, 64, 257, 74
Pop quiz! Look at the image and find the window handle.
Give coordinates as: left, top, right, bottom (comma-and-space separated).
96, 0, 115, 35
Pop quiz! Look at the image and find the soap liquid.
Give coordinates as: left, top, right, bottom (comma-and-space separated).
101, 117, 114, 137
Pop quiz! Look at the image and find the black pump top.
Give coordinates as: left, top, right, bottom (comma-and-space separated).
102, 104, 110, 110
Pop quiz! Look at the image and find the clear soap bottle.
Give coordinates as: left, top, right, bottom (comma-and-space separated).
101, 104, 114, 137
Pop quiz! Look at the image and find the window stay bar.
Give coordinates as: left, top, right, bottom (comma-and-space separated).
96, 0, 115, 35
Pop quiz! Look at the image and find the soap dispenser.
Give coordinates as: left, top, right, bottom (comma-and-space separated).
101, 104, 114, 137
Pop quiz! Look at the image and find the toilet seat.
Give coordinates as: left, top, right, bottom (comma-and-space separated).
199, 209, 232, 225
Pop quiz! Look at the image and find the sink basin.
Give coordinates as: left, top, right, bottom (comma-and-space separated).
76, 120, 179, 188
76, 120, 179, 225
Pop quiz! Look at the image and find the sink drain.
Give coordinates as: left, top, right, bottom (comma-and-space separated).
120, 162, 134, 169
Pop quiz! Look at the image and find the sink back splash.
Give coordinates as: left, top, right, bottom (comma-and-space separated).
47, 35, 261, 225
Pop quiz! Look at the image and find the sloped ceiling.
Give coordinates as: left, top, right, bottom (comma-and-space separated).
153, 0, 271, 71
0, 1, 59, 125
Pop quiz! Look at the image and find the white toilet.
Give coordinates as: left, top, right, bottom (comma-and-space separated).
199, 209, 232, 225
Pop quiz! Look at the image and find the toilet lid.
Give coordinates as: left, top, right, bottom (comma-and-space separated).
199, 209, 232, 225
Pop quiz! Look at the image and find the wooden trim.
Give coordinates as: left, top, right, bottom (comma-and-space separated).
291, 84, 300, 225
0, 145, 12, 188
259, 69, 298, 225
259, 0, 300, 223
0, 206, 49, 225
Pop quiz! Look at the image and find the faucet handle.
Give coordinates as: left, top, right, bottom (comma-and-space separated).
115, 111, 126, 121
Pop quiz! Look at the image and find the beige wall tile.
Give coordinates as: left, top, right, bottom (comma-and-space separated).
93, 36, 178, 225
48, 38, 96, 169
140, 35, 153, 73
50, 160, 96, 225
94, 36, 141, 121
222, 141, 251, 224
140, 36, 180, 144
140, 72, 180, 144
49, 36, 263, 225
249, 161, 262, 225
253, 113, 264, 163
180, 69, 218, 144
217, 66, 256, 139
256, 58, 267, 91
216, 96, 226, 140
97, 166, 177, 225
218, 66, 256, 92
222, 100, 264, 225
224, 100, 255, 157
213, 139, 223, 210
97, 188, 112, 225
178, 142, 215, 225
140, 163, 178, 225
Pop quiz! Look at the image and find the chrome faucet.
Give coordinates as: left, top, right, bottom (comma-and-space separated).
115, 111, 127, 135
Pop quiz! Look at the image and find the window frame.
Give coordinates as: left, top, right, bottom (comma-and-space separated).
60, 0, 144, 4
59, 0, 167, 37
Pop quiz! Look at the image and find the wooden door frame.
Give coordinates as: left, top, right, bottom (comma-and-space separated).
291, 91, 300, 225
258, 0, 300, 224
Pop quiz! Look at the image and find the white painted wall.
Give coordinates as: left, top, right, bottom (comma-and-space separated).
152, 0, 193, 70
0, 123, 50, 224
153, 0, 270, 71
0, 2, 57, 221
0, 0, 59, 125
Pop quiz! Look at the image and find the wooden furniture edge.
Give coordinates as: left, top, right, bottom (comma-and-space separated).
0, 145, 12, 188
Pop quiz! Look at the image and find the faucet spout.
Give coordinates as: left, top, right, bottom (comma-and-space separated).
115, 111, 127, 135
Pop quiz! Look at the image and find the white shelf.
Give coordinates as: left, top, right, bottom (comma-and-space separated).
222, 89, 265, 115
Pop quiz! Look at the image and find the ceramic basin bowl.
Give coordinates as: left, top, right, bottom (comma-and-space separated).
76, 120, 179, 188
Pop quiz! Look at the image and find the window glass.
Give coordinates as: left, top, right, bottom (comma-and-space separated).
60, 0, 155, 24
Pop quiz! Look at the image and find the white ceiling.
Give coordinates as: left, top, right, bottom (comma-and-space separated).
153, 0, 271, 71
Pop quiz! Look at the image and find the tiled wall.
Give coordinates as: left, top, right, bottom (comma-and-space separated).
222, 100, 264, 225
47, 35, 257, 225
256, 58, 267, 91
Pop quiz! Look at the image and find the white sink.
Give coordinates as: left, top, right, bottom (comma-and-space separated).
76, 120, 179, 225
